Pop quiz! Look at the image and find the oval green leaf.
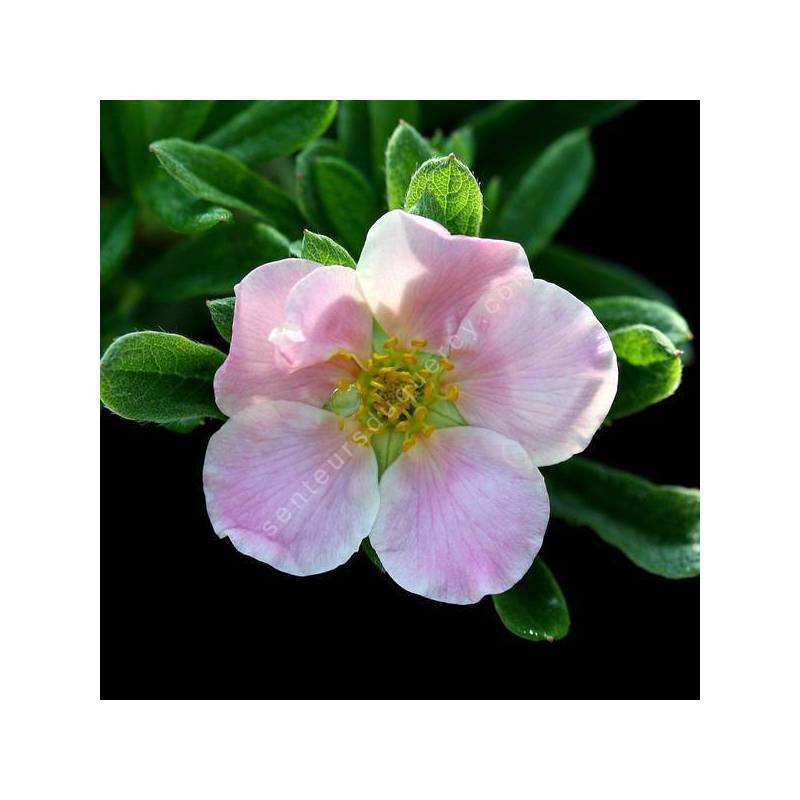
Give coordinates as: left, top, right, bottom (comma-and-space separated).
404, 154, 483, 237
493, 560, 570, 642
609, 324, 683, 420
100, 332, 225, 423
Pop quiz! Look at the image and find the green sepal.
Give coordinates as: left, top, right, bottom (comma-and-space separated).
360, 538, 386, 573
371, 428, 405, 478
493, 560, 570, 642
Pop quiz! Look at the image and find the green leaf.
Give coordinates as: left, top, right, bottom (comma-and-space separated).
533, 244, 676, 307
143, 100, 214, 142
470, 100, 635, 192
337, 101, 372, 178
443, 126, 475, 166
371, 428, 405, 478
203, 100, 337, 164
142, 222, 290, 300
207, 297, 235, 343
313, 156, 377, 256
100, 200, 136, 283
360, 538, 385, 573
404, 155, 483, 236
609, 324, 683, 420
101, 100, 151, 191
493, 560, 570, 642
143, 176, 233, 234
301, 230, 356, 268
149, 139, 303, 236
588, 296, 692, 349
100, 331, 225, 423
544, 457, 700, 579
295, 138, 341, 232
385, 121, 436, 210
493, 129, 593, 254
368, 100, 421, 184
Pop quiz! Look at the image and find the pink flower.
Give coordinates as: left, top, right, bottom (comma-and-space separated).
203, 211, 617, 604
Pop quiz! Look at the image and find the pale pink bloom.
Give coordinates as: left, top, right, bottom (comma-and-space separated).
204, 211, 617, 604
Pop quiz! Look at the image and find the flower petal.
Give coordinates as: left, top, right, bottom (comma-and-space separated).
448, 279, 618, 467
204, 401, 379, 576
269, 265, 373, 372
356, 210, 533, 352
369, 426, 549, 604
214, 259, 351, 417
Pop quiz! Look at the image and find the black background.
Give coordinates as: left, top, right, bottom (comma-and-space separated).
101, 100, 699, 699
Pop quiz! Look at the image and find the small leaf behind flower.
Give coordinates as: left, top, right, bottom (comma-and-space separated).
609, 324, 683, 420
404, 155, 483, 236
100, 332, 225, 423
301, 230, 357, 268
493, 560, 570, 642
207, 297, 236, 343
385, 121, 436, 210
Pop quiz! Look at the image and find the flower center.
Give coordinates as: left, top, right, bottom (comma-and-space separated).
330, 336, 459, 452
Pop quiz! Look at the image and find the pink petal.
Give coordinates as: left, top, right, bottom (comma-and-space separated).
204, 401, 379, 576
369, 426, 549, 604
269, 265, 373, 372
448, 279, 618, 467
214, 259, 352, 417
356, 210, 533, 352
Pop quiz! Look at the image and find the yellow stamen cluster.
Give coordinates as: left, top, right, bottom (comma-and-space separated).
333, 336, 458, 451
